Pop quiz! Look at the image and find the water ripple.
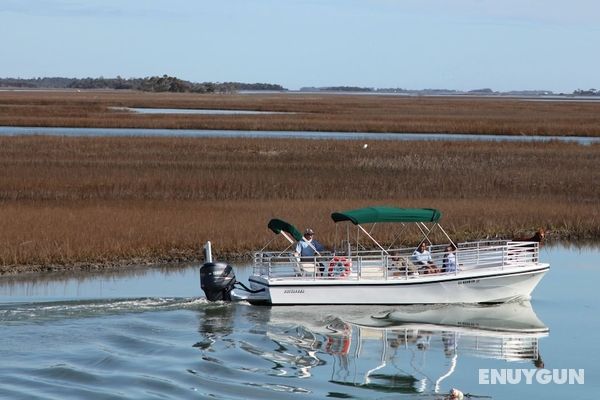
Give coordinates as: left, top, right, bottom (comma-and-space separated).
2, 252, 595, 399
0, 297, 206, 324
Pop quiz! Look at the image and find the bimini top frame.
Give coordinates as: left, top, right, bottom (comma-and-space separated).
331, 207, 442, 224
330, 206, 455, 254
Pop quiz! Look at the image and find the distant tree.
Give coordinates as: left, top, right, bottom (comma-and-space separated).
320, 86, 373, 92
468, 88, 495, 94
0, 76, 286, 93
573, 88, 599, 96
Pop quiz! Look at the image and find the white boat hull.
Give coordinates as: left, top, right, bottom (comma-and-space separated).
241, 264, 549, 305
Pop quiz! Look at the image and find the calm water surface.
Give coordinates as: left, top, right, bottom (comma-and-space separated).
1, 126, 598, 145
110, 107, 293, 115
0, 245, 598, 399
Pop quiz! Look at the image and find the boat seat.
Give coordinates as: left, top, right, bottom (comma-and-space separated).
389, 256, 419, 277
297, 262, 315, 277
296, 262, 327, 278
357, 259, 386, 279
360, 267, 386, 279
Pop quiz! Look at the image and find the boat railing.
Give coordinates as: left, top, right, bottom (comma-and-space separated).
253, 251, 335, 279
253, 240, 540, 280
450, 334, 541, 361
457, 240, 540, 271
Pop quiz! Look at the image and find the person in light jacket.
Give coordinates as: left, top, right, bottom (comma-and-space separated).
442, 244, 457, 273
412, 242, 439, 274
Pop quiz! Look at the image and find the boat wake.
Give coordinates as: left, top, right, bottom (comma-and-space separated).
0, 297, 208, 324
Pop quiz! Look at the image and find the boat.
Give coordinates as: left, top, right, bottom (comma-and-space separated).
200, 206, 549, 305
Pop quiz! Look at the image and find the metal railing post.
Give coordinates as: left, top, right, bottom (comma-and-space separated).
383, 251, 388, 280
357, 256, 361, 280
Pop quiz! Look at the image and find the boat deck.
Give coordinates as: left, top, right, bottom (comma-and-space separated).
252, 240, 543, 283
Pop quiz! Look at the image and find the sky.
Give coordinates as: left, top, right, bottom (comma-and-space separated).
1, 0, 598, 92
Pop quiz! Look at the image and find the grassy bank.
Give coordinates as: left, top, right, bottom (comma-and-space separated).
0, 135, 598, 274
1, 91, 600, 136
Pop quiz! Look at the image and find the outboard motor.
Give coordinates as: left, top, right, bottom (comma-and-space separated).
200, 262, 236, 301
200, 241, 264, 302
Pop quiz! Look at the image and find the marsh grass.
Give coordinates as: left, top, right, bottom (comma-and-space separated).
0, 136, 598, 270
1, 91, 600, 136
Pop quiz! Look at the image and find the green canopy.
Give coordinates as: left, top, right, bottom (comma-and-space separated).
331, 206, 442, 225
267, 218, 303, 241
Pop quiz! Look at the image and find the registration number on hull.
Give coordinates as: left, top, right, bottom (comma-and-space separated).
457, 279, 480, 285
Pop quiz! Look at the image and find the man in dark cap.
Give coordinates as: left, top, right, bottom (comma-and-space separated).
295, 228, 324, 258
295, 228, 326, 275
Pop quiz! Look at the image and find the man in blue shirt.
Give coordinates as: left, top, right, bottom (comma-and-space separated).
295, 228, 324, 259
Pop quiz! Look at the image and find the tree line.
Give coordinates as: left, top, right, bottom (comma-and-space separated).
0, 76, 286, 93
573, 88, 599, 96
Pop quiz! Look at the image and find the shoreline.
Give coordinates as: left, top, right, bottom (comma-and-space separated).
0, 237, 596, 278
0, 251, 241, 277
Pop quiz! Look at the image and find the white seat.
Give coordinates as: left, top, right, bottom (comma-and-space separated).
298, 262, 316, 276
357, 258, 386, 279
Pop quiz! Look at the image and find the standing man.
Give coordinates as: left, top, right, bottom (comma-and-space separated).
295, 228, 326, 276
296, 228, 324, 260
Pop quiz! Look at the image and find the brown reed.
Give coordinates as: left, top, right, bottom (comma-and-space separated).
0, 135, 598, 273
1, 91, 600, 136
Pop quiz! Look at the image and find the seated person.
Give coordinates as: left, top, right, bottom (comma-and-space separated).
411, 242, 440, 274
389, 251, 419, 276
442, 244, 457, 273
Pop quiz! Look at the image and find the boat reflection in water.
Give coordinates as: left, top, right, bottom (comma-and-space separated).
259, 301, 548, 395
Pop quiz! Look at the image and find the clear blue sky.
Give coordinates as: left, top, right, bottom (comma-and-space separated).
1, 0, 598, 92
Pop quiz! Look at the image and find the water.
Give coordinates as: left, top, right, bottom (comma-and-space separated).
1, 126, 598, 145
111, 107, 293, 115
0, 245, 598, 399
